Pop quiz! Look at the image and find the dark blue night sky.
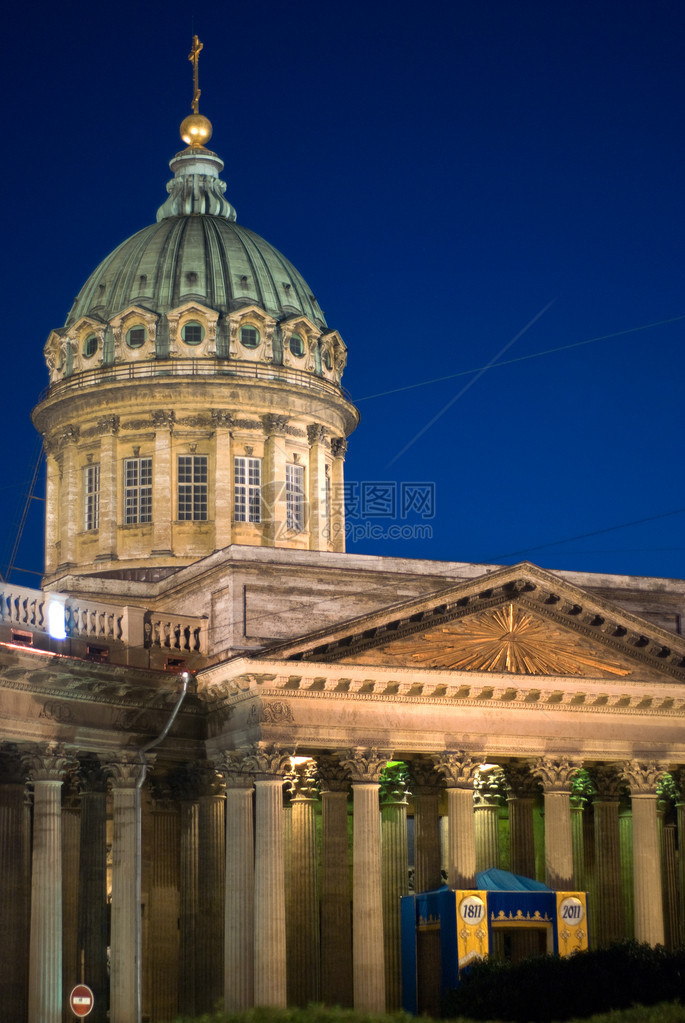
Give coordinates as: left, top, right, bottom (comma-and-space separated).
5, 0, 684, 584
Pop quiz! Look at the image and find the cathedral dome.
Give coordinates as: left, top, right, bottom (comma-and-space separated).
66, 207, 326, 329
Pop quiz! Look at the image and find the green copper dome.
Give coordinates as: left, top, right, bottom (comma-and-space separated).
65, 148, 326, 329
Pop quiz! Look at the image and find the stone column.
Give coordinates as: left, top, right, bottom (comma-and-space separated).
434, 752, 480, 889
307, 424, 328, 551
330, 437, 347, 553
533, 757, 580, 890
151, 410, 174, 556
176, 784, 199, 1017
243, 745, 291, 1007
380, 767, 409, 1011
211, 410, 234, 549
503, 762, 538, 879
25, 746, 70, 1023
77, 756, 109, 1023
589, 766, 625, 946
107, 754, 147, 1023
195, 764, 225, 1014
62, 773, 81, 1005
662, 821, 678, 949
619, 803, 634, 938
341, 748, 388, 1012
407, 760, 442, 893
218, 756, 254, 1012
148, 780, 181, 1022
96, 415, 119, 560
318, 756, 352, 1007
671, 768, 685, 946
474, 768, 504, 873
286, 761, 320, 1005
262, 415, 289, 545
0, 750, 30, 1022
622, 760, 665, 945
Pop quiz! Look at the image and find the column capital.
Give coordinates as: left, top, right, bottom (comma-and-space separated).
77, 753, 108, 793
331, 436, 347, 459
241, 743, 293, 779
532, 756, 582, 792
105, 752, 151, 788
0, 742, 28, 783
306, 423, 327, 446
287, 759, 319, 801
216, 751, 255, 788
621, 759, 667, 795
262, 413, 288, 437
406, 758, 442, 794
589, 764, 628, 802
23, 743, 73, 782
339, 747, 391, 783
211, 408, 234, 429
669, 765, 685, 800
502, 761, 541, 799
187, 760, 225, 797
380, 763, 409, 805
474, 766, 506, 808
316, 754, 351, 792
432, 751, 481, 788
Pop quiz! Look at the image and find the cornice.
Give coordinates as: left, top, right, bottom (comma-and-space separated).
197, 663, 685, 719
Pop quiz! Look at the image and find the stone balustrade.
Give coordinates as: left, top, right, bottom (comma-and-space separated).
0, 582, 207, 655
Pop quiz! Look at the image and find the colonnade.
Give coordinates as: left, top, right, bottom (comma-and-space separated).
1, 744, 683, 1023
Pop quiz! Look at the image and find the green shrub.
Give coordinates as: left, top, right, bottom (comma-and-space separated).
441, 941, 685, 1022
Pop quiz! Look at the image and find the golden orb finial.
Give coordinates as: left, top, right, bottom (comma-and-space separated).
180, 35, 213, 148
180, 114, 213, 148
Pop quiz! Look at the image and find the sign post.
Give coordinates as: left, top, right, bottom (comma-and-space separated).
69, 984, 94, 1018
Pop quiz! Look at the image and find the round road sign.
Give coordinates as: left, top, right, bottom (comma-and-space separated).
69, 984, 94, 1018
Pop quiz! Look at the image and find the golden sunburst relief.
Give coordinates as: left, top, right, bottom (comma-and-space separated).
343, 603, 632, 677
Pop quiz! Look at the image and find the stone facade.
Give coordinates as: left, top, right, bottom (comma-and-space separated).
4, 62, 685, 1023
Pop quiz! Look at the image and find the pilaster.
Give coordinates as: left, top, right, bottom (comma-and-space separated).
330, 437, 347, 553
262, 416, 288, 545
503, 762, 539, 879
58, 425, 79, 567
307, 424, 328, 551
151, 410, 174, 555
96, 415, 119, 559
212, 410, 234, 549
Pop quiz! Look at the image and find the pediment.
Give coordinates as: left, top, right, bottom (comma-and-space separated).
270, 562, 685, 683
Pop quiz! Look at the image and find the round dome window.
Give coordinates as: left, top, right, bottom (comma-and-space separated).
240, 326, 260, 349
83, 334, 98, 359
126, 325, 147, 349
182, 321, 204, 345
289, 334, 305, 358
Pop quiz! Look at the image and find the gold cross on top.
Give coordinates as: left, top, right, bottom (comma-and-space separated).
189, 35, 203, 114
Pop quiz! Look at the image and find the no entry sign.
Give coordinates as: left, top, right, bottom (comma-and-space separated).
69, 984, 94, 1018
